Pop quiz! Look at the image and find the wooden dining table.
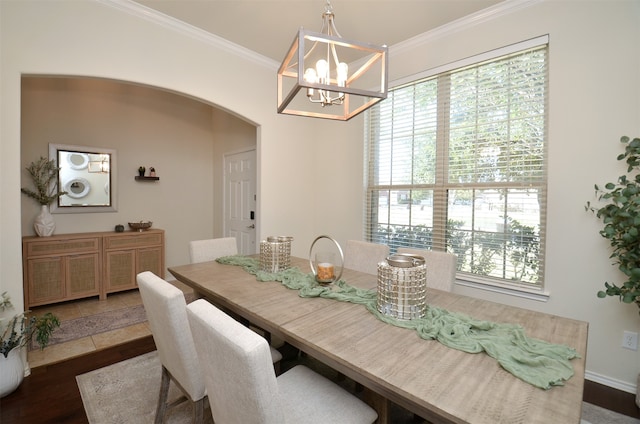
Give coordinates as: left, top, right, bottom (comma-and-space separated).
168, 256, 588, 424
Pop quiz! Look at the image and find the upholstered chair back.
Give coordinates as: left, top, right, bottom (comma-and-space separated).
137, 271, 206, 423
186, 299, 285, 423
397, 247, 457, 292
344, 240, 390, 275
189, 237, 237, 264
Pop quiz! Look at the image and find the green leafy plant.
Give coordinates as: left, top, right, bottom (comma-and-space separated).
20, 157, 67, 205
0, 292, 60, 358
586, 136, 640, 311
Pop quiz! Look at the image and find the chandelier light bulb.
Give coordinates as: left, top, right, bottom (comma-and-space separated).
315, 59, 329, 83
337, 62, 348, 86
304, 68, 318, 83
304, 68, 317, 97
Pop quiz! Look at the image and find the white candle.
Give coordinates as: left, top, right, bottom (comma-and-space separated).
317, 262, 335, 282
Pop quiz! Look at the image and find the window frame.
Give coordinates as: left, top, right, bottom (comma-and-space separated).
364, 35, 549, 297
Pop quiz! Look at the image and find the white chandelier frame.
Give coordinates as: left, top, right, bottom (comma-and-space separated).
277, 2, 388, 121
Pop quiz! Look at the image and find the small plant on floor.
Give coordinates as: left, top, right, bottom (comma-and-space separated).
0, 292, 60, 357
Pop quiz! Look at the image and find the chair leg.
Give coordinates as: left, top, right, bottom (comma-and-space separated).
193, 397, 205, 424
155, 366, 171, 424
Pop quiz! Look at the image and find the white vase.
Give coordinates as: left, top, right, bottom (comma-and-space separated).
34, 204, 55, 237
0, 349, 24, 398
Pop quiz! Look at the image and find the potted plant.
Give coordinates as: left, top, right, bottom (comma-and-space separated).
138, 166, 146, 177
586, 136, 640, 312
0, 292, 60, 397
20, 157, 67, 237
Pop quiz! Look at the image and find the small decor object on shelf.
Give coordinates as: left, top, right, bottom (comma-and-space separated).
377, 253, 427, 320
138, 166, 145, 177
20, 157, 67, 237
128, 221, 153, 232
115, 224, 125, 232
0, 291, 59, 397
149, 167, 156, 177
309, 235, 344, 284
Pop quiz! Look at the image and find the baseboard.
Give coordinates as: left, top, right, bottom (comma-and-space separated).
586, 370, 636, 394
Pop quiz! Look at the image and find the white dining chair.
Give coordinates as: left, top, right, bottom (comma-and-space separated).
189, 237, 238, 263
186, 299, 378, 424
397, 247, 457, 292
189, 236, 281, 347
137, 271, 282, 424
137, 271, 207, 424
344, 240, 390, 275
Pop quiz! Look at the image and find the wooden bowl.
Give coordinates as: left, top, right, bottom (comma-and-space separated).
128, 221, 153, 231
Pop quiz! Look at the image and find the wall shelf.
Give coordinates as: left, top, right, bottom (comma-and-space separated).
135, 176, 159, 181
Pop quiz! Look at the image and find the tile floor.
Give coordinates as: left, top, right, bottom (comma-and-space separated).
27, 281, 193, 369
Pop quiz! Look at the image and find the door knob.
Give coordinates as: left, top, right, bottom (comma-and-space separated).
247, 224, 255, 229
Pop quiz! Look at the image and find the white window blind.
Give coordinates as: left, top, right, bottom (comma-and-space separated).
365, 40, 548, 289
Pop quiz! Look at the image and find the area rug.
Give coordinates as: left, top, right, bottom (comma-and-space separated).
77, 351, 638, 424
30, 304, 148, 351
77, 351, 212, 424
31, 292, 197, 351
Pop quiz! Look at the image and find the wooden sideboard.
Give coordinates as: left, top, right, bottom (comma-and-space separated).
22, 229, 164, 308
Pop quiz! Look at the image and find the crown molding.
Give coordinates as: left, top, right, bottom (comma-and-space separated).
96, 0, 280, 70
98, 0, 540, 72
390, 0, 542, 58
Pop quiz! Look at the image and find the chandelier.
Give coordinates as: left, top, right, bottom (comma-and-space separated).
277, 1, 388, 121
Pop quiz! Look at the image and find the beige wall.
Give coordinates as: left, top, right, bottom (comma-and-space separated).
20, 77, 247, 269
3, 0, 640, 393
383, 0, 640, 391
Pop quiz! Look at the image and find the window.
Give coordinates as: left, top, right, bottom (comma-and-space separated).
365, 38, 548, 291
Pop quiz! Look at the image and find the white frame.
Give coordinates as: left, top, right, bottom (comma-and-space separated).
63, 177, 91, 199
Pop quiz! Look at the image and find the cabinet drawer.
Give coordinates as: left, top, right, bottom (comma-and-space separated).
26, 237, 100, 257
104, 232, 163, 250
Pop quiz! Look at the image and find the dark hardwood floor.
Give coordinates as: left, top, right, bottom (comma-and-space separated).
584, 379, 640, 419
1, 335, 638, 423
0, 336, 156, 424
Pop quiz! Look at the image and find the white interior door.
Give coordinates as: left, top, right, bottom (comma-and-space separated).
225, 149, 256, 255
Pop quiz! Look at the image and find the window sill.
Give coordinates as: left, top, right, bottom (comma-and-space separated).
454, 278, 550, 302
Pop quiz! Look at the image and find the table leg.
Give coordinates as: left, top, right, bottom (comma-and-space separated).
363, 387, 390, 424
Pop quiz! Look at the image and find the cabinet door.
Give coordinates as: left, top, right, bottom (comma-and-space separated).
67, 253, 100, 299
105, 250, 136, 292
137, 246, 163, 276
27, 257, 65, 306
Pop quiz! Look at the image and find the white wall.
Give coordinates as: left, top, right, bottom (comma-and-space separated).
3, 0, 640, 392
374, 0, 640, 391
1, 0, 322, 310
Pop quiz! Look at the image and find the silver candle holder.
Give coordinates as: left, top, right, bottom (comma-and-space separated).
259, 236, 293, 272
377, 253, 427, 320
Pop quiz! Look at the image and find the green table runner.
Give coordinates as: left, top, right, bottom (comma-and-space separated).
217, 256, 580, 390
